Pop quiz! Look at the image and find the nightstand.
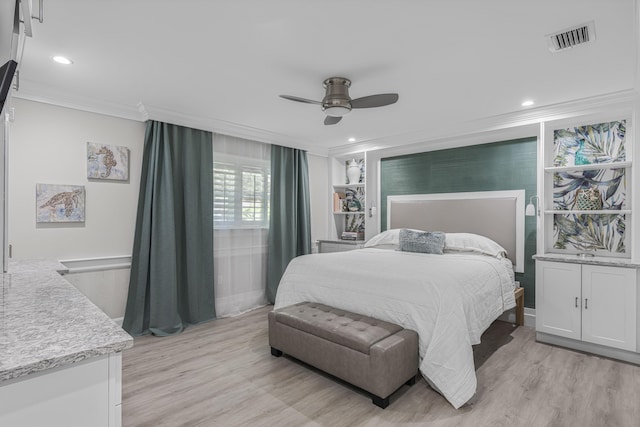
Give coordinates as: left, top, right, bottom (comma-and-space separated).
317, 239, 364, 253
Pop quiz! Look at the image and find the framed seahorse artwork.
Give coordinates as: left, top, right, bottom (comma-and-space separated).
87, 142, 130, 181
36, 184, 86, 223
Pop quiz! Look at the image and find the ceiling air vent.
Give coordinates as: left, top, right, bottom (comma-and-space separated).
546, 21, 595, 52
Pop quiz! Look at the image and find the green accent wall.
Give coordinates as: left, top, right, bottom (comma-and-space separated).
380, 137, 537, 308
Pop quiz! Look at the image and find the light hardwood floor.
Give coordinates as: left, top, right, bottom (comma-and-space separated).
122, 306, 640, 427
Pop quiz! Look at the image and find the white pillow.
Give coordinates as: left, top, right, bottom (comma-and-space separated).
364, 228, 423, 249
444, 233, 507, 258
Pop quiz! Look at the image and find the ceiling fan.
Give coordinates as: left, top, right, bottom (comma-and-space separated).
280, 77, 399, 125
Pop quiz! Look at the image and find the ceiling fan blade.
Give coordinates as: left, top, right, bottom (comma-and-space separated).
350, 93, 399, 109
324, 116, 342, 125
279, 95, 322, 105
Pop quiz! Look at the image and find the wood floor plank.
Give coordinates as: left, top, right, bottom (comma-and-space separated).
122, 305, 640, 427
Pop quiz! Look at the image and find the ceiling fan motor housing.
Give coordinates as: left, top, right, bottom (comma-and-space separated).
322, 77, 352, 116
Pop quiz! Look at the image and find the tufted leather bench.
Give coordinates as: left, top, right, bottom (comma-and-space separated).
268, 302, 419, 408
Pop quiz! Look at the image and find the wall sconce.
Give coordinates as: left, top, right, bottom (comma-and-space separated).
525, 196, 540, 217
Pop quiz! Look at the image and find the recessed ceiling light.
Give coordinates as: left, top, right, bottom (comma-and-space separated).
52, 56, 73, 65
521, 100, 534, 107
348, 137, 356, 142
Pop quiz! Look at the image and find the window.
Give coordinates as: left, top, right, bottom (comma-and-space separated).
214, 159, 270, 228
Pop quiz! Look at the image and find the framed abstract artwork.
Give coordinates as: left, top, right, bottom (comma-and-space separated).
36, 184, 85, 223
87, 142, 130, 180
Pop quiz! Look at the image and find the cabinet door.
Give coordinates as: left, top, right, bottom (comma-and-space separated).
536, 261, 582, 339
582, 265, 637, 351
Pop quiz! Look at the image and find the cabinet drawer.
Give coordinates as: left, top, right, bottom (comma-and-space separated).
318, 241, 362, 253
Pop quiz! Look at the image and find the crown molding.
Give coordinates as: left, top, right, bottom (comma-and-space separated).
13, 80, 146, 122
13, 77, 638, 159
329, 89, 640, 158
139, 103, 327, 156
12, 81, 329, 156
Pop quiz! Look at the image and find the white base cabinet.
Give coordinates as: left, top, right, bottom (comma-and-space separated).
536, 260, 637, 353
0, 353, 123, 427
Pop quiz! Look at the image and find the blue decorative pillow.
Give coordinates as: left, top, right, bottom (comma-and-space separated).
398, 229, 445, 254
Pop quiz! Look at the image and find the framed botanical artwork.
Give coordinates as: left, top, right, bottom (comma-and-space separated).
36, 184, 85, 223
87, 142, 130, 180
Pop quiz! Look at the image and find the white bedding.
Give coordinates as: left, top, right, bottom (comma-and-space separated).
273, 248, 516, 409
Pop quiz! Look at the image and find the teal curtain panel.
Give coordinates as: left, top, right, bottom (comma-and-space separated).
381, 137, 537, 308
266, 145, 312, 303
123, 121, 216, 336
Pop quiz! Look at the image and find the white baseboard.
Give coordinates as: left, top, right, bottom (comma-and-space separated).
112, 317, 124, 327
536, 332, 640, 365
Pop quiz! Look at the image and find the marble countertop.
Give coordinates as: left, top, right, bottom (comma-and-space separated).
533, 253, 640, 268
0, 260, 133, 383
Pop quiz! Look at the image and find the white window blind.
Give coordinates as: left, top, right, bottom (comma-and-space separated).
213, 158, 270, 228
213, 162, 236, 223
241, 167, 270, 223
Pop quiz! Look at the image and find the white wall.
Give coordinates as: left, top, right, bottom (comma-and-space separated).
8, 99, 145, 259
9, 101, 330, 259
62, 268, 131, 319
7, 99, 331, 318
307, 153, 329, 250
8, 99, 144, 320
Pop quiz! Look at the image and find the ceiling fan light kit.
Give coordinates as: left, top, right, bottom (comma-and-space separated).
322, 77, 352, 117
280, 76, 399, 125
324, 106, 351, 117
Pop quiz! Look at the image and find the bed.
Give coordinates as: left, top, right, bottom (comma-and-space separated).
273, 190, 524, 409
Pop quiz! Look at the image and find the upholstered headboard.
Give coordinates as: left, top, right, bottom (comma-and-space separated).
387, 190, 525, 273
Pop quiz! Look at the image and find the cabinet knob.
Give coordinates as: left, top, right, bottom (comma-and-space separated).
575, 297, 578, 308
584, 298, 588, 310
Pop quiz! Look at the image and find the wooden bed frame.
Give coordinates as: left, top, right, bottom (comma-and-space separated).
387, 190, 526, 326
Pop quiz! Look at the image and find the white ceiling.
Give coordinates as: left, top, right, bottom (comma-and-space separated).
14, 0, 639, 155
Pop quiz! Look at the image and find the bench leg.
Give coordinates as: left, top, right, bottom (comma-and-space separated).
405, 375, 417, 386
270, 347, 283, 357
372, 395, 389, 409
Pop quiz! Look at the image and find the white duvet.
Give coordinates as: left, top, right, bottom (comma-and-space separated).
274, 248, 516, 409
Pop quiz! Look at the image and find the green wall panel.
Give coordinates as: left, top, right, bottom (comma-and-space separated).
380, 137, 537, 308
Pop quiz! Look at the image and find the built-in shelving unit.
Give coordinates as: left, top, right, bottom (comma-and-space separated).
535, 113, 640, 364
542, 116, 631, 258
329, 154, 366, 241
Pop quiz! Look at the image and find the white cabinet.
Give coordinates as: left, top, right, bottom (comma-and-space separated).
582, 264, 637, 350
536, 260, 637, 352
0, 352, 123, 427
536, 261, 582, 340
